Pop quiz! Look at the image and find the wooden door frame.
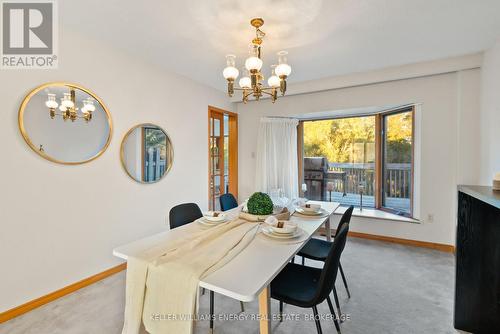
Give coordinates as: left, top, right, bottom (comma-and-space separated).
208, 106, 238, 209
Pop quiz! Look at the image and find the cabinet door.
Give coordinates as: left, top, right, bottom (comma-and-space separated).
478, 201, 500, 332
455, 192, 481, 331
455, 191, 500, 333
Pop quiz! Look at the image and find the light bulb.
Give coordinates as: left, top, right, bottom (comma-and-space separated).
223, 66, 239, 80
268, 75, 280, 88
45, 93, 58, 109
61, 93, 74, 108
239, 76, 251, 89
275, 63, 291, 77
245, 56, 263, 71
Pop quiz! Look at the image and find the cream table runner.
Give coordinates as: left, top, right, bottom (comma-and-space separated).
122, 218, 259, 334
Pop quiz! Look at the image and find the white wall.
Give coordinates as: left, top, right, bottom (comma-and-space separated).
238, 65, 481, 246
0, 28, 233, 312
480, 39, 500, 184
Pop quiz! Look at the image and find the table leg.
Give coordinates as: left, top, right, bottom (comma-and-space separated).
258, 286, 271, 334
325, 216, 332, 242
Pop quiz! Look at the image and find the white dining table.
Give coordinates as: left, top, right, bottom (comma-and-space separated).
113, 200, 340, 334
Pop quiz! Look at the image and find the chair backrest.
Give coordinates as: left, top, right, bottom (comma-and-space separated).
219, 193, 238, 211
334, 206, 354, 237
310, 221, 350, 306
169, 203, 203, 229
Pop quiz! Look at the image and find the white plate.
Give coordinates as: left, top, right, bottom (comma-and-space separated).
203, 212, 226, 222
270, 222, 298, 234
295, 207, 323, 216
197, 217, 227, 226
262, 226, 302, 239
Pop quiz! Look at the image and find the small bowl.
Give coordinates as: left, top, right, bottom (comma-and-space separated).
271, 222, 297, 234
301, 204, 321, 213
204, 212, 226, 222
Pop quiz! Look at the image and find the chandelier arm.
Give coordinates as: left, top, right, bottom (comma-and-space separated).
260, 90, 275, 96
243, 90, 253, 99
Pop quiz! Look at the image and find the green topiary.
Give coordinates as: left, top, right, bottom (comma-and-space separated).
247, 192, 274, 215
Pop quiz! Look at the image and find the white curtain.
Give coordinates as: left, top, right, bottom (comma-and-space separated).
255, 117, 299, 199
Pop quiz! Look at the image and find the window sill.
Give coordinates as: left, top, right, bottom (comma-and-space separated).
333, 206, 420, 224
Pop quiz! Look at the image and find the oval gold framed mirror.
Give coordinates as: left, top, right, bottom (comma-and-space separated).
18, 82, 113, 165
120, 123, 174, 183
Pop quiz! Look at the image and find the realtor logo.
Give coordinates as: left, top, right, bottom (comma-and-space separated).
1, 0, 58, 68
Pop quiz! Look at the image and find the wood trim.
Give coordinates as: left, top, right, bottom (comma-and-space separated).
0, 263, 126, 324
228, 113, 238, 199
208, 105, 238, 117
208, 106, 238, 209
319, 228, 455, 253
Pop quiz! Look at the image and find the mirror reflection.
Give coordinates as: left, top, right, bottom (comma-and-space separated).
19, 83, 112, 164
121, 124, 173, 183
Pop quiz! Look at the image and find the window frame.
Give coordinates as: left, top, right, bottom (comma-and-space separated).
300, 105, 415, 218
377, 107, 415, 217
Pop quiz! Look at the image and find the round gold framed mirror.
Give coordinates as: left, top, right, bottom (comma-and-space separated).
120, 123, 174, 183
18, 82, 113, 165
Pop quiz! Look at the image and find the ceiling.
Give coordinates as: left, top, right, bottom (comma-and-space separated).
61, 0, 500, 91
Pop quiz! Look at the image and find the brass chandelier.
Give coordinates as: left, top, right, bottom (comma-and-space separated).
45, 88, 96, 122
222, 18, 292, 103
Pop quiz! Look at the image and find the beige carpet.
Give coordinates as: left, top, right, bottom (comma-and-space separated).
0, 238, 459, 334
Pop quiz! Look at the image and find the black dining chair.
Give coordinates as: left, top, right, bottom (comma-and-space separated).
168, 202, 244, 333
297, 206, 354, 318
169, 203, 203, 229
271, 222, 350, 334
219, 193, 238, 211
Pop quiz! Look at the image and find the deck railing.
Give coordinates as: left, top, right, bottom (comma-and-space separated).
326, 162, 411, 198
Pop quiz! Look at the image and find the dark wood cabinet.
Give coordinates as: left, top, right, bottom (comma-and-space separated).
455, 186, 500, 333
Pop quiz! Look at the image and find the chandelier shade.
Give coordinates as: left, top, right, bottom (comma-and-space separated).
223, 55, 239, 80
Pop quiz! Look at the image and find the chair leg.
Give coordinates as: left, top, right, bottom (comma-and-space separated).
326, 296, 342, 334
209, 291, 214, 334
333, 287, 342, 323
279, 301, 283, 322
312, 306, 323, 334
240, 301, 245, 313
302, 256, 305, 266
339, 262, 351, 298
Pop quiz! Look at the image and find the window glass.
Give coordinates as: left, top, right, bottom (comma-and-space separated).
303, 116, 375, 208
382, 111, 413, 215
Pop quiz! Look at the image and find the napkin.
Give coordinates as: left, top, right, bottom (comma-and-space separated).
264, 216, 278, 226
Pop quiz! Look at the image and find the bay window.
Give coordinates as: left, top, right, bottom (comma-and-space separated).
300, 106, 415, 218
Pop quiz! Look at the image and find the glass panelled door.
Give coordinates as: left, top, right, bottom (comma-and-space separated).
209, 107, 238, 211
209, 112, 224, 210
